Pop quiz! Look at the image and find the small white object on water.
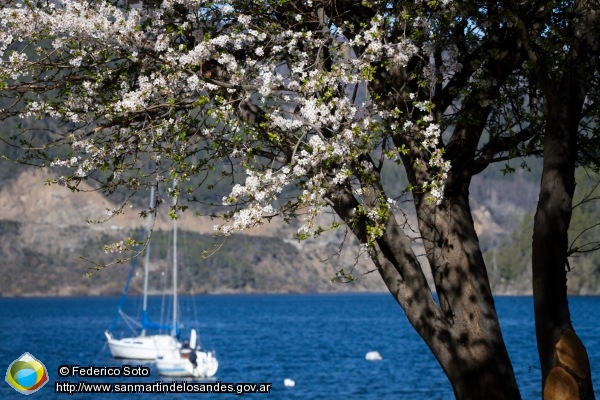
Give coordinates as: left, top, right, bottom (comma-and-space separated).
365, 351, 382, 361
284, 378, 295, 387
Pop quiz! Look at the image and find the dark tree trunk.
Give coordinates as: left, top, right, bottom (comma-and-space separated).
330, 172, 521, 399
532, 100, 595, 400
530, 1, 597, 398
415, 183, 520, 399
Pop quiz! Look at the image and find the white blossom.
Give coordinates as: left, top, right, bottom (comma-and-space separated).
0, 0, 451, 239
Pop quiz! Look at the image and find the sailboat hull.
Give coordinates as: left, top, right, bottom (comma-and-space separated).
156, 351, 219, 378
105, 332, 179, 360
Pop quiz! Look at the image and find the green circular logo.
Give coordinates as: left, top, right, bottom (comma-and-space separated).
5, 353, 49, 395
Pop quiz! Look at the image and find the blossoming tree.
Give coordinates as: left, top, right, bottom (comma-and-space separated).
1, 1, 597, 399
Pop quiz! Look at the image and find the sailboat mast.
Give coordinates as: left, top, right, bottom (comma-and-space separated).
141, 186, 155, 336
172, 180, 178, 338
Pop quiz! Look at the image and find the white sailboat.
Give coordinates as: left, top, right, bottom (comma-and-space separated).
105, 186, 180, 360
155, 186, 218, 378
104, 333, 179, 360
155, 328, 219, 378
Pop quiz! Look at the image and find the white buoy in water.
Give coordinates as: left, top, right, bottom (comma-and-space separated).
284, 378, 295, 387
365, 351, 382, 361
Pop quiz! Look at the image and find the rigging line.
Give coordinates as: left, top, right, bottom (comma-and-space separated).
119, 310, 143, 335
161, 224, 176, 333
178, 219, 213, 350
160, 236, 170, 332
109, 235, 144, 333
180, 226, 201, 330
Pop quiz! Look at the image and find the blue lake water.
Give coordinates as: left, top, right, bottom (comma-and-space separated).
1, 294, 599, 399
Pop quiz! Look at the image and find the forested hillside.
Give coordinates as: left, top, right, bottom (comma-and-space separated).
483, 168, 600, 294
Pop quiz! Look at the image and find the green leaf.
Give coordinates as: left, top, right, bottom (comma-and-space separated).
501, 163, 516, 175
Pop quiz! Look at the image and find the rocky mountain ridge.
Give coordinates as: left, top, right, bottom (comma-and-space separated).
0, 168, 388, 296
3, 163, 596, 297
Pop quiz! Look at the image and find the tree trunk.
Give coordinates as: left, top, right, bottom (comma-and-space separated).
532, 100, 595, 400
415, 185, 520, 400
530, 1, 597, 397
330, 177, 521, 399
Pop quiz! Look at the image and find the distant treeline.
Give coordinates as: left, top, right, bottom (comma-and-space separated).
484, 168, 600, 294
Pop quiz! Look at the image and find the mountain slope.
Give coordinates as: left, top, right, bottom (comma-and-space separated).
0, 168, 387, 296
1, 161, 598, 297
